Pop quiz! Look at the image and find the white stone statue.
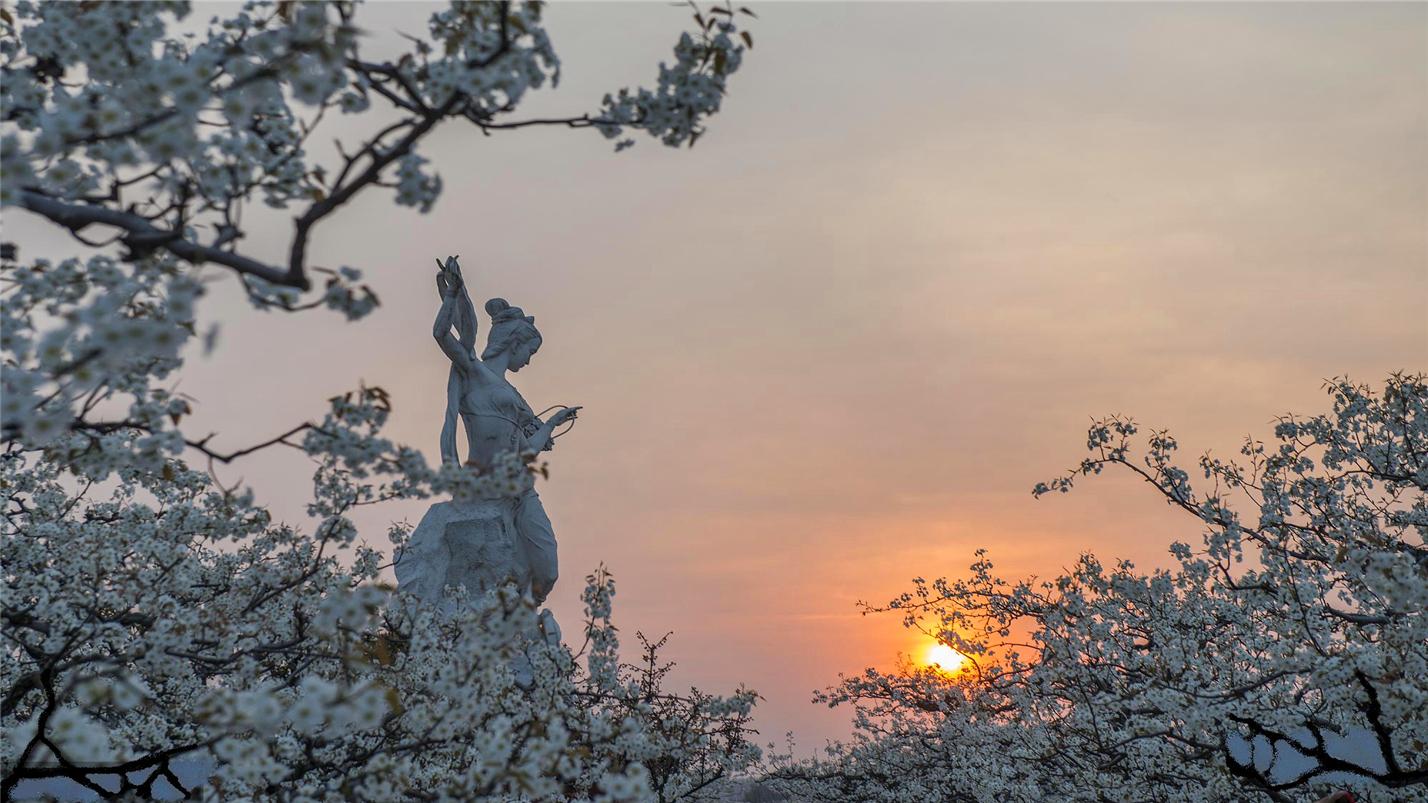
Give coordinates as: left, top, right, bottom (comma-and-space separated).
395, 256, 579, 626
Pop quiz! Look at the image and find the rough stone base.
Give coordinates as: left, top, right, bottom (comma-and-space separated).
395, 498, 530, 609
394, 498, 562, 654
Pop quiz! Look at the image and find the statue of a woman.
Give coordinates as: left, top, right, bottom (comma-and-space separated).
429, 256, 579, 605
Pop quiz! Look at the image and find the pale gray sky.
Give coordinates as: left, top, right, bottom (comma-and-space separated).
12, 1, 1428, 748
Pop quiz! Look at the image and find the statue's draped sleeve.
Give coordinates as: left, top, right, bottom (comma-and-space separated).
439, 279, 479, 466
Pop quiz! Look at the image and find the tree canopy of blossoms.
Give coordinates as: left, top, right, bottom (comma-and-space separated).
1, 0, 752, 301
1, 2, 761, 800
771, 375, 1428, 803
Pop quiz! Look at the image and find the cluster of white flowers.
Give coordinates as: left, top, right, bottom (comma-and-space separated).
0, 249, 203, 480
393, 152, 443, 213
598, 6, 754, 151
769, 375, 1428, 803
419, 1, 561, 114
2, 1, 349, 211
3, 3, 762, 799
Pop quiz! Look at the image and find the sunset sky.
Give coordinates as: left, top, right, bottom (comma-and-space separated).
13, 1, 1427, 750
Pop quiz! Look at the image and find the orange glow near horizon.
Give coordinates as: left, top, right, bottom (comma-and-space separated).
926, 643, 967, 673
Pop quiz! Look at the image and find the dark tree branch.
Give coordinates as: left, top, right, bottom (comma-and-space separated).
17, 190, 306, 289
74, 420, 320, 464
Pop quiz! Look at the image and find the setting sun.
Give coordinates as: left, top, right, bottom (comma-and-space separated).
926, 643, 966, 673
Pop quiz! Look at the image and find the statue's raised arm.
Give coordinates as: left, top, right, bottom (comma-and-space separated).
432, 255, 484, 465
432, 255, 478, 363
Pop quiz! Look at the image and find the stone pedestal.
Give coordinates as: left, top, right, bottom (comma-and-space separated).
395, 498, 528, 610
394, 499, 561, 652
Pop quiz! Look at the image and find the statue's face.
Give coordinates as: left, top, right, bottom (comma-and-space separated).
509, 336, 541, 372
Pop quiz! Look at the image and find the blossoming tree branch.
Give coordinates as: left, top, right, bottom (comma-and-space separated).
4, 0, 751, 302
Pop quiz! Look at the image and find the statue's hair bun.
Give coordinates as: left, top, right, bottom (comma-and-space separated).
486, 297, 531, 325
480, 297, 539, 359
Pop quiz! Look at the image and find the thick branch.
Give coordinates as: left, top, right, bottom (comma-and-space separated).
1322, 606, 1392, 626
287, 95, 458, 279
17, 191, 307, 289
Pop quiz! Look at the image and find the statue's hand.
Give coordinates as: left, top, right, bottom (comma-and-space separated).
442, 255, 462, 277
434, 255, 463, 297
436, 272, 463, 299
549, 406, 581, 427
